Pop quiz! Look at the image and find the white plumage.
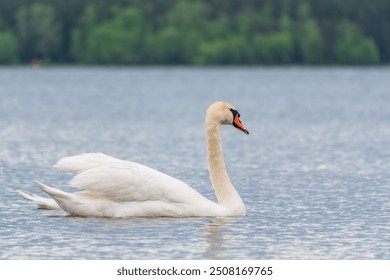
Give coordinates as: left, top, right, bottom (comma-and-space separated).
19, 101, 249, 217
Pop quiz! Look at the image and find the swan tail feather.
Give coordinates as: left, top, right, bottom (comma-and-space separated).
17, 189, 61, 210
37, 181, 70, 201
18, 190, 36, 201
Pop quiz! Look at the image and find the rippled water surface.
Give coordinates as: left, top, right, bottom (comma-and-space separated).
1, 66, 390, 259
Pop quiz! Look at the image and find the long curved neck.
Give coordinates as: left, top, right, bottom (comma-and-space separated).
206, 117, 245, 214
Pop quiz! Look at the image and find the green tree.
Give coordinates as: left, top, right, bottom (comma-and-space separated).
235, 8, 275, 36
196, 35, 249, 64
202, 16, 231, 40
0, 0, 388, 64
296, 19, 324, 64
70, 5, 97, 63
152, 0, 207, 64
146, 27, 182, 64
295, 1, 324, 64
83, 7, 149, 64
167, 0, 208, 28
15, 3, 62, 62
335, 21, 380, 64
252, 31, 294, 64
0, 30, 19, 64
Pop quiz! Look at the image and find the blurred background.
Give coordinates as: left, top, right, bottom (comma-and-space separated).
0, 0, 389, 65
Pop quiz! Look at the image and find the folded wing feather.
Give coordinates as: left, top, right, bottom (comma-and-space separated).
56, 153, 206, 204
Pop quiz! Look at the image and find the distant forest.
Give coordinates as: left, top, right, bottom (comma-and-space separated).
0, 0, 389, 65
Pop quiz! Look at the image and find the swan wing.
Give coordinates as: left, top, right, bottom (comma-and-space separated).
57, 153, 206, 204
55, 153, 122, 174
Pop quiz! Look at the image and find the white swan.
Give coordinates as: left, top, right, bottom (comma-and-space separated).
18, 101, 249, 217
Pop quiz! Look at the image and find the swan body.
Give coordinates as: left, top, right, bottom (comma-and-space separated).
19, 101, 249, 217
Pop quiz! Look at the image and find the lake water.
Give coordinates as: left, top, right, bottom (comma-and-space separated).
0, 66, 389, 259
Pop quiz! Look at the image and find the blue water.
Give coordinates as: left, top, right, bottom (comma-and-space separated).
0, 66, 389, 259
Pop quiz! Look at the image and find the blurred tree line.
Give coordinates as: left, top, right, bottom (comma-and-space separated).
0, 0, 388, 65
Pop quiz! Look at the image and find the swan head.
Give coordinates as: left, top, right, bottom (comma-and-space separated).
207, 101, 249, 135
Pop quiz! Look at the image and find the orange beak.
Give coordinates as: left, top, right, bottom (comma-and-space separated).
233, 113, 249, 135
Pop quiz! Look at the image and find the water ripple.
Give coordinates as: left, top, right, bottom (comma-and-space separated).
1, 67, 390, 259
